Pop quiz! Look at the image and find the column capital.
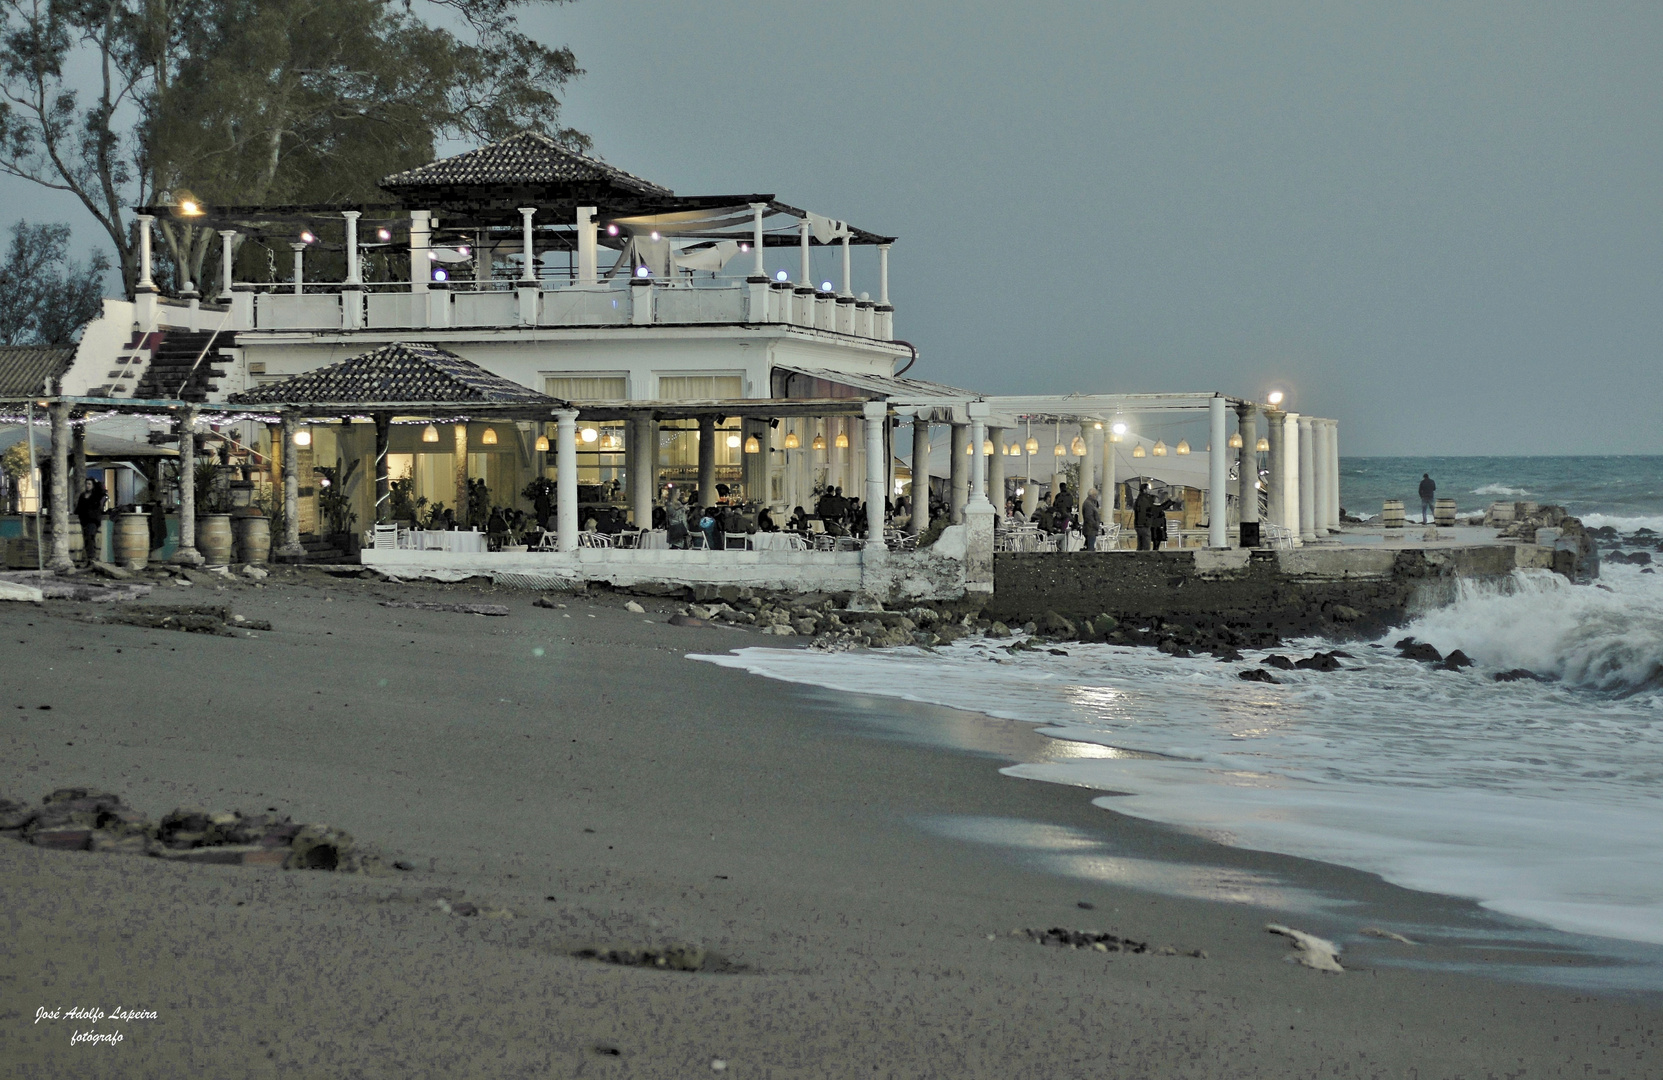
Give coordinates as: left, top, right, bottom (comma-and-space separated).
862, 400, 887, 422
966, 400, 990, 420
518, 206, 537, 219
341, 209, 361, 222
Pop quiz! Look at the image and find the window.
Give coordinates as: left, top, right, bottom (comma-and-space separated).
544, 375, 626, 401
657, 375, 743, 401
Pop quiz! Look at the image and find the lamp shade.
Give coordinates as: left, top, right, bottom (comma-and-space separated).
534, 435, 549, 452
728, 433, 741, 449
1070, 436, 1087, 456
812, 433, 826, 451
784, 431, 800, 449
1132, 444, 1146, 458
835, 431, 849, 449
744, 435, 760, 454
1152, 440, 1167, 456
1256, 437, 1270, 452
1228, 432, 1244, 449
292, 428, 311, 447
580, 427, 598, 443
481, 426, 497, 445
1025, 437, 1039, 455
965, 441, 974, 455
983, 439, 994, 455
422, 424, 439, 443
1175, 439, 1190, 455
1052, 443, 1065, 457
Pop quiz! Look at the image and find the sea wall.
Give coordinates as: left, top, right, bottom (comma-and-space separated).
984, 543, 1552, 639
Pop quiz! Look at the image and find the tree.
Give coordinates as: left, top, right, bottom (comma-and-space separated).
0, 219, 111, 344
0, 0, 584, 294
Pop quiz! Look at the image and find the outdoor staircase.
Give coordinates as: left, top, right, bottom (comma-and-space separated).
131, 329, 236, 402
299, 533, 357, 565
87, 330, 164, 399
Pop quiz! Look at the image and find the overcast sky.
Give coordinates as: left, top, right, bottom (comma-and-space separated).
9, 2, 1660, 454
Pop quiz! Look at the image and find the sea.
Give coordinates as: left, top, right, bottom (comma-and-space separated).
696, 456, 1663, 991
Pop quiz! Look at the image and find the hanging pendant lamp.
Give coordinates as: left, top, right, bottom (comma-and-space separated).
1152, 440, 1167, 456
1175, 439, 1190, 455
784, 431, 800, 449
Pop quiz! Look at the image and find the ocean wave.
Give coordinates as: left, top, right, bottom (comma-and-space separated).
1473, 483, 1534, 497
1579, 513, 1663, 535
1403, 569, 1663, 693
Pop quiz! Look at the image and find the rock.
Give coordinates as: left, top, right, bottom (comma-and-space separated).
667, 614, 711, 628
30, 828, 93, 850
985, 621, 1011, 639
1213, 647, 1245, 662
1398, 642, 1443, 663
1239, 668, 1280, 684
0, 797, 34, 831
1295, 652, 1342, 672
624, 600, 645, 613
1261, 654, 1296, 670
287, 824, 355, 871
1494, 668, 1547, 683
0, 580, 44, 602
792, 618, 818, 635
88, 560, 132, 580
1440, 649, 1474, 670
1328, 604, 1363, 623
1039, 610, 1077, 638
1092, 614, 1119, 637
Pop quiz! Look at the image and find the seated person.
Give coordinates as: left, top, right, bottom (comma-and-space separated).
787, 506, 811, 534
756, 507, 779, 532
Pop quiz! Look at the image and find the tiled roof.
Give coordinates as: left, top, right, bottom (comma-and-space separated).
380, 132, 673, 198
227, 343, 561, 406
0, 345, 77, 398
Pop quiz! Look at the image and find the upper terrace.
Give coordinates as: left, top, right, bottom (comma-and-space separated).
129, 132, 898, 342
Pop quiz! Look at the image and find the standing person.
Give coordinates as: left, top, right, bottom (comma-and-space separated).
664, 489, 690, 549
74, 478, 104, 565
1080, 488, 1101, 549
1133, 484, 1156, 550
1418, 473, 1437, 524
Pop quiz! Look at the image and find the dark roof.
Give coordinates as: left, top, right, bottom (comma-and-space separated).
380, 132, 674, 201
0, 346, 77, 398
226, 342, 562, 407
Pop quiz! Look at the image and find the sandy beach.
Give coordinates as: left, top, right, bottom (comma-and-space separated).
3, 567, 1660, 1078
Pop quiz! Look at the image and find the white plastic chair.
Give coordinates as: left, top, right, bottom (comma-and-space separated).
578, 532, 613, 548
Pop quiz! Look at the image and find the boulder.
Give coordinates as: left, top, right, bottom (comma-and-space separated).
1039, 610, 1077, 638
1239, 668, 1279, 684
1261, 655, 1296, 671
1398, 641, 1443, 663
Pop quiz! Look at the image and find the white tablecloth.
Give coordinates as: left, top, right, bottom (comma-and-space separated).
407, 530, 485, 553
747, 532, 802, 551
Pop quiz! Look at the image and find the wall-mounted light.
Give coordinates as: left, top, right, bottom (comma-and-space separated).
607, 224, 619, 236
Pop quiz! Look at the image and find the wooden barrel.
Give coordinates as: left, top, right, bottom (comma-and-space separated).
198, 514, 234, 565
1382, 499, 1406, 529
1434, 498, 1457, 527
234, 515, 270, 565
115, 513, 150, 569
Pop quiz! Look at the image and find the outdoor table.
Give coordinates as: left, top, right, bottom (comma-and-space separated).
407, 529, 485, 553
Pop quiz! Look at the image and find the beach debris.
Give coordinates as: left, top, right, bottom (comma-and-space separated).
380, 600, 509, 616
1076, 900, 1095, 909
668, 613, 712, 628
570, 943, 739, 973
63, 603, 268, 636
0, 580, 45, 602
1359, 926, 1418, 945
624, 600, 645, 613
1018, 927, 1148, 953
711, 1059, 728, 1072
0, 788, 390, 873
1266, 923, 1344, 972
1239, 668, 1280, 684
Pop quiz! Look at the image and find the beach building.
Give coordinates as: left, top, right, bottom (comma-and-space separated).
1, 133, 1349, 599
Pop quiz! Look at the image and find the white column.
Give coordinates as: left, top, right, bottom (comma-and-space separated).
697, 415, 716, 508
46, 403, 72, 571
1101, 425, 1117, 520
1208, 395, 1228, 548
864, 401, 887, 541
1312, 419, 1332, 537
949, 422, 969, 524
172, 407, 202, 565
1297, 415, 1316, 543
342, 211, 361, 284
840, 234, 852, 296
518, 207, 537, 281
1328, 420, 1342, 530
408, 210, 430, 294
911, 415, 931, 533
630, 417, 653, 529
1078, 422, 1096, 504
291, 243, 306, 295
577, 206, 598, 285
218, 230, 236, 299
750, 203, 768, 279
988, 427, 1007, 513
136, 215, 156, 292
878, 244, 890, 305
799, 220, 811, 284
556, 410, 578, 551
1265, 411, 1284, 531
968, 407, 993, 513
1237, 406, 1260, 540
278, 412, 303, 558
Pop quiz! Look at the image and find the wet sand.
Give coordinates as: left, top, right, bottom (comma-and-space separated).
2, 568, 1659, 1077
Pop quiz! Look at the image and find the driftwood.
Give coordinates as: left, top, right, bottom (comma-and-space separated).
380, 601, 510, 616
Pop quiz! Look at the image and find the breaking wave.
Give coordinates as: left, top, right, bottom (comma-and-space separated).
1472, 483, 1534, 497
1406, 569, 1663, 694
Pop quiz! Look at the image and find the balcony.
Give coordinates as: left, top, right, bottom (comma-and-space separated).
229, 277, 895, 341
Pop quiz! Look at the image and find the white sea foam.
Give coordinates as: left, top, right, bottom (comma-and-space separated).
692, 567, 1663, 945
1580, 513, 1663, 535
1473, 483, 1534, 497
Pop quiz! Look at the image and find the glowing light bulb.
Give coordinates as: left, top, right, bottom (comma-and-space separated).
300, 231, 316, 244
377, 228, 392, 241
1267, 390, 1285, 406
292, 428, 311, 447
635, 266, 650, 277
835, 432, 849, 449
775, 269, 789, 281
580, 427, 598, 443
727, 433, 741, 449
